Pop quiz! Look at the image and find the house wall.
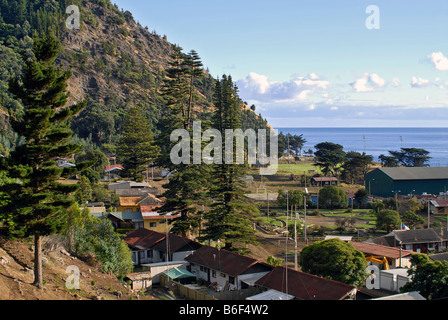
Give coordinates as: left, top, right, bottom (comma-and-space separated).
380, 270, 410, 293
390, 256, 412, 269
190, 264, 239, 290
144, 219, 170, 233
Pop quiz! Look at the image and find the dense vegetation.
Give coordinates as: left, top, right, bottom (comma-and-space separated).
0, 0, 271, 158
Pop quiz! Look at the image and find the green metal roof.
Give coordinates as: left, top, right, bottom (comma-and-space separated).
163, 267, 195, 280
378, 167, 448, 181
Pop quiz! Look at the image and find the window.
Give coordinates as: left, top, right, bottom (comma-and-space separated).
229, 276, 235, 285
149, 222, 157, 228
212, 270, 216, 278
220, 273, 226, 278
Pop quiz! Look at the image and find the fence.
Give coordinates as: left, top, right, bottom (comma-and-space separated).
160, 276, 263, 301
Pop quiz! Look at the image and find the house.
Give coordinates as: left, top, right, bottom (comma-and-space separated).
141, 205, 180, 232
366, 227, 448, 254
82, 202, 107, 215
429, 252, 448, 263
109, 181, 151, 191
117, 193, 163, 213
430, 199, 448, 214
109, 180, 160, 196
254, 267, 357, 300
351, 241, 416, 269
124, 228, 166, 265
124, 272, 152, 291
108, 211, 144, 230
365, 167, 448, 198
311, 176, 339, 187
104, 165, 124, 181
372, 291, 426, 300
185, 246, 273, 291
246, 289, 294, 301
54, 157, 76, 168
377, 268, 412, 293
124, 229, 202, 267
150, 232, 202, 264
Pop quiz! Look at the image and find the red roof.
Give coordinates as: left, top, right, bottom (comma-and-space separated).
351, 241, 415, 259
152, 233, 202, 253
124, 228, 165, 250
185, 246, 262, 277
140, 205, 162, 213
255, 267, 356, 300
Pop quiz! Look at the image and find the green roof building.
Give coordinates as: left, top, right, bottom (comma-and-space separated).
365, 167, 448, 198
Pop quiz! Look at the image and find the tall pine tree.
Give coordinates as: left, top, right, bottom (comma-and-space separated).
117, 105, 159, 181
156, 46, 210, 237
200, 75, 259, 254
0, 34, 88, 288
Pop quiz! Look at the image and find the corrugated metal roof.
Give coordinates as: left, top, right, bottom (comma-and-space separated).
255, 267, 356, 300
185, 246, 261, 277
378, 167, 448, 181
352, 241, 415, 259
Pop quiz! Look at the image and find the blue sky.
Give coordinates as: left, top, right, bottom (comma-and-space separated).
112, 0, 448, 127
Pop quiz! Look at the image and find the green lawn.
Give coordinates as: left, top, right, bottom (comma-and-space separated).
275, 163, 321, 176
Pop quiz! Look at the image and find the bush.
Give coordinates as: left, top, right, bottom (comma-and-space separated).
73, 218, 133, 280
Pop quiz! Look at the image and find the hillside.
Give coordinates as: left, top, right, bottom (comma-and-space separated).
0, 0, 271, 151
0, 235, 159, 300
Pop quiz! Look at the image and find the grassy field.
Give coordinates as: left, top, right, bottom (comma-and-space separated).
275, 163, 321, 175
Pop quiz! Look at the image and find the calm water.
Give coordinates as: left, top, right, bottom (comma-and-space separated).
277, 127, 448, 167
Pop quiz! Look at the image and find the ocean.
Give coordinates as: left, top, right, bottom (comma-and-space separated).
276, 127, 448, 167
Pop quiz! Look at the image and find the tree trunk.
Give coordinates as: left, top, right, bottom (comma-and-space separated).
33, 234, 43, 289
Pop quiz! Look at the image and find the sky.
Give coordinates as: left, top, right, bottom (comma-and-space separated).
112, 0, 448, 128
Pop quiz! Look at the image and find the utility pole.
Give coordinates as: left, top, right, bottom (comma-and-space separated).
294, 205, 298, 271
304, 188, 309, 244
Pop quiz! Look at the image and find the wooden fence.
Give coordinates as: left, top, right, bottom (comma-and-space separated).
160, 276, 263, 301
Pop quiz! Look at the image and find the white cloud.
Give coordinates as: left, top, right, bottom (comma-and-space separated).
307, 103, 316, 111
237, 72, 331, 102
391, 78, 401, 87
350, 73, 386, 92
411, 76, 431, 88
429, 52, 448, 71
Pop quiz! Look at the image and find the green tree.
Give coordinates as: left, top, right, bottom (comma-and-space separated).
354, 188, 369, 208
300, 238, 368, 286
378, 154, 399, 167
376, 209, 401, 232
0, 35, 88, 288
117, 105, 159, 181
401, 254, 448, 300
314, 142, 346, 177
387, 148, 431, 167
402, 210, 425, 229
200, 75, 259, 254
74, 175, 92, 205
156, 46, 209, 237
267, 255, 282, 267
277, 189, 304, 210
318, 186, 348, 209
342, 151, 373, 183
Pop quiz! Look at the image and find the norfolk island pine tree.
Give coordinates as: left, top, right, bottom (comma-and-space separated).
0, 34, 90, 288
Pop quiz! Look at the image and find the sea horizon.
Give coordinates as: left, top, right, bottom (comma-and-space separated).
275, 127, 448, 167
